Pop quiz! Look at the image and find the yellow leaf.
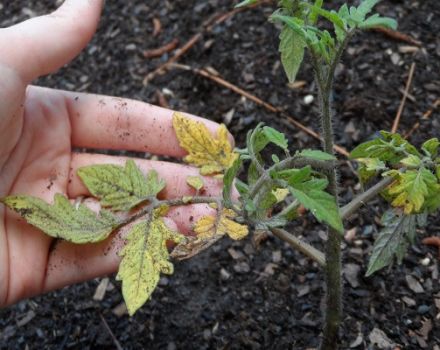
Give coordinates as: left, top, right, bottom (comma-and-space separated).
172, 112, 238, 175
194, 208, 248, 241
186, 176, 204, 191
116, 217, 185, 316
272, 188, 289, 203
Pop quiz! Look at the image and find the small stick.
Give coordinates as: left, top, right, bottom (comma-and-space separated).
421, 237, 440, 259
372, 27, 422, 47
152, 18, 161, 37
143, 39, 179, 59
391, 62, 416, 133
143, 2, 269, 84
171, 63, 349, 156
99, 313, 123, 350
404, 99, 440, 139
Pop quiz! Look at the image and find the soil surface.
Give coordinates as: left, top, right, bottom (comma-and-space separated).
1, 1, 439, 349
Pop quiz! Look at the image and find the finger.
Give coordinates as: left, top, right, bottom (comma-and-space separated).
68, 153, 224, 199
0, 0, 103, 81
51, 87, 232, 156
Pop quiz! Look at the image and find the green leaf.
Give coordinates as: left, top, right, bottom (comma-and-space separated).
235, 0, 258, 8
271, 14, 307, 42
400, 154, 421, 168
422, 138, 440, 158
2, 194, 120, 243
366, 209, 413, 276
436, 165, 440, 181
263, 126, 289, 150
359, 14, 397, 30
279, 25, 305, 83
307, 4, 346, 31
248, 161, 260, 186
350, 131, 419, 163
272, 154, 281, 163
235, 179, 249, 197
289, 181, 343, 233
308, 0, 323, 24
78, 160, 165, 211
223, 158, 242, 207
357, 157, 386, 171
273, 166, 312, 186
355, 0, 380, 20
116, 215, 185, 315
298, 149, 336, 161
186, 176, 204, 191
380, 131, 420, 156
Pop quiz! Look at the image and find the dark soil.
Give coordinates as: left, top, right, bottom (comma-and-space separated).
1, 1, 439, 349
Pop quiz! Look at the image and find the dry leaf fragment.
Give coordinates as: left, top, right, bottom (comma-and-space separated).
172, 112, 238, 175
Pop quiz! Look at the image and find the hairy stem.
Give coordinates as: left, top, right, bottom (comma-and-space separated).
314, 34, 353, 350
340, 177, 394, 219
271, 228, 326, 267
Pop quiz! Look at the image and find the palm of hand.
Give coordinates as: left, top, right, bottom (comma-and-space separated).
0, 1, 224, 307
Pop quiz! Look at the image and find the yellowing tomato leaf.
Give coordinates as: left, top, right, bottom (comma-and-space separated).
172, 112, 238, 175
186, 176, 204, 191
195, 209, 248, 241
2, 194, 120, 243
388, 168, 438, 214
116, 215, 185, 316
78, 160, 165, 211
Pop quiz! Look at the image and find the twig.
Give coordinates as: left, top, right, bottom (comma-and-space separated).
99, 313, 123, 350
143, 39, 179, 58
171, 63, 349, 156
271, 228, 326, 267
340, 177, 394, 220
391, 62, 416, 133
143, 2, 269, 84
372, 27, 422, 47
421, 237, 440, 259
404, 99, 440, 138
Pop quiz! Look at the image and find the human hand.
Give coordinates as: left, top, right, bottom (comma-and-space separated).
0, 0, 228, 307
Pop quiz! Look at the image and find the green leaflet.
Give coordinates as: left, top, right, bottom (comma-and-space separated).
250, 124, 289, 153
422, 138, 439, 158
358, 15, 397, 30
298, 149, 337, 161
78, 160, 165, 211
366, 209, 416, 276
2, 194, 119, 243
223, 157, 242, 207
350, 131, 419, 164
235, 0, 258, 8
279, 25, 305, 83
116, 215, 185, 316
289, 179, 343, 233
273, 166, 312, 186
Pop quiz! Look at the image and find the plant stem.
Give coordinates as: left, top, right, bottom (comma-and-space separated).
271, 228, 326, 267
313, 33, 353, 350
340, 177, 394, 219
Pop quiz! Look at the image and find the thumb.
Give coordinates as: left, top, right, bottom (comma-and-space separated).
0, 0, 103, 82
